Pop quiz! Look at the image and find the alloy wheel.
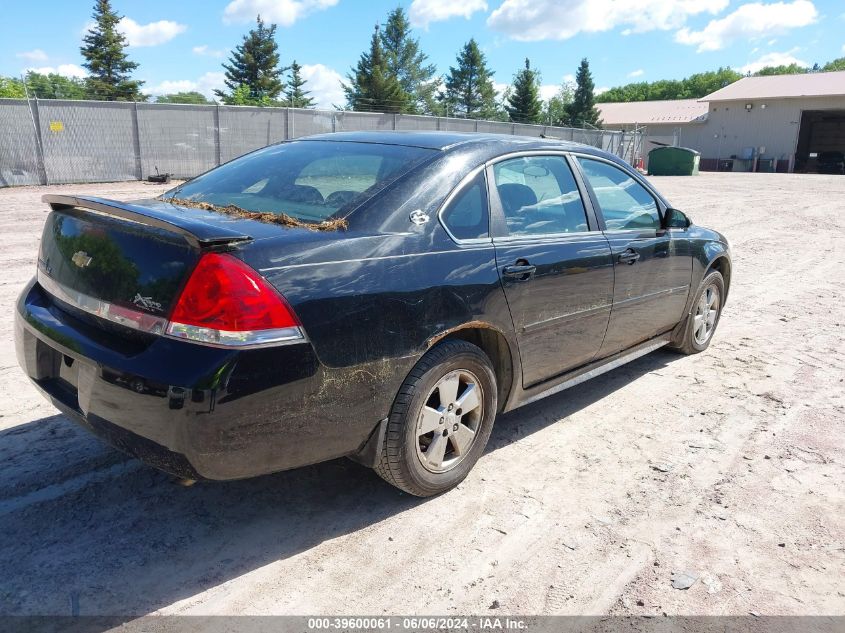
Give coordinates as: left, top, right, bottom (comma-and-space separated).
693, 285, 720, 345
415, 369, 484, 473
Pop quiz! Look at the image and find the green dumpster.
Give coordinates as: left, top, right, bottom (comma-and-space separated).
647, 146, 700, 176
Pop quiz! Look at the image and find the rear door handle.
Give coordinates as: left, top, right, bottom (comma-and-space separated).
618, 248, 640, 265
502, 263, 536, 280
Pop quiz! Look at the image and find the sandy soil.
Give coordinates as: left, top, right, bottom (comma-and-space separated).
0, 173, 843, 617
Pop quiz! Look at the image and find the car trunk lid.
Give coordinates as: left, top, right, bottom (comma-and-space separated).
37, 195, 256, 332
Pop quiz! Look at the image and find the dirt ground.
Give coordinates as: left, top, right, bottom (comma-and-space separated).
0, 173, 843, 617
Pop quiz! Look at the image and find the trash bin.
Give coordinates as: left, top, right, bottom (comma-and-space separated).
647, 146, 701, 176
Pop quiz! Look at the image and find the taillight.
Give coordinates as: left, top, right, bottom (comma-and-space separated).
165, 253, 304, 348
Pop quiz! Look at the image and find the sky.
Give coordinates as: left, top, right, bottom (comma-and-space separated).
2, 0, 844, 108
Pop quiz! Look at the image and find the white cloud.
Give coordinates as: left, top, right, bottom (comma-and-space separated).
26, 64, 87, 79
192, 45, 225, 58
488, 0, 728, 41
118, 17, 187, 47
16, 49, 48, 62
299, 63, 344, 109
739, 49, 808, 74
628, 68, 645, 78
148, 72, 226, 98
539, 84, 559, 102
676, 1, 817, 52
409, 0, 488, 29
223, 0, 338, 26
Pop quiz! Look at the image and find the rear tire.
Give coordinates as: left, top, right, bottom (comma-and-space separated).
375, 340, 497, 497
672, 270, 725, 355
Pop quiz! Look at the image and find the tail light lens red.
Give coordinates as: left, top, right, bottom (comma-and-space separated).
166, 253, 304, 348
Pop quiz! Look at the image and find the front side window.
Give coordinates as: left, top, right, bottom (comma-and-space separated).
576, 157, 660, 230
166, 141, 437, 224
492, 156, 589, 236
441, 171, 489, 240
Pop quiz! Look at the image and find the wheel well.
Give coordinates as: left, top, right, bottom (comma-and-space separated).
440, 327, 514, 412
706, 256, 731, 298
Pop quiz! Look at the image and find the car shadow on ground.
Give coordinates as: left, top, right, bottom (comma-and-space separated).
0, 350, 677, 616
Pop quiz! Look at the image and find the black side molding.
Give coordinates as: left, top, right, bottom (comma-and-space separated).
42, 194, 253, 248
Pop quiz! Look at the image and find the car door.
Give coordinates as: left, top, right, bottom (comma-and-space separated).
489, 153, 614, 388
574, 155, 692, 357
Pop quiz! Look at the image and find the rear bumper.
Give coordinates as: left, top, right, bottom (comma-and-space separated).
15, 279, 368, 480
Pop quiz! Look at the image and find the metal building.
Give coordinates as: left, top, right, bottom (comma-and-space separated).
596, 99, 709, 167
695, 70, 845, 173
600, 71, 845, 174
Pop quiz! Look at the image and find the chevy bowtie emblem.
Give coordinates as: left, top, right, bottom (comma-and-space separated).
71, 251, 93, 268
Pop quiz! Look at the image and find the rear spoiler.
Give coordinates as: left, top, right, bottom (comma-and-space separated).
42, 194, 253, 248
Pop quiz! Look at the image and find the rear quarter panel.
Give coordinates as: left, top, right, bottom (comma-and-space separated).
237, 225, 514, 456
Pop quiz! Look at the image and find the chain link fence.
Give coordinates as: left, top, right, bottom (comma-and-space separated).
0, 99, 643, 187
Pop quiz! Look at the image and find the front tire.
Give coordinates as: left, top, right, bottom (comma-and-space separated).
375, 340, 497, 497
672, 270, 725, 355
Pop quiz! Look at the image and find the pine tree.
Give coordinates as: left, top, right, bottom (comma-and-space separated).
381, 7, 439, 114
506, 59, 543, 124
80, 0, 144, 101
216, 15, 286, 105
343, 25, 409, 113
564, 58, 602, 128
285, 61, 315, 108
443, 39, 499, 119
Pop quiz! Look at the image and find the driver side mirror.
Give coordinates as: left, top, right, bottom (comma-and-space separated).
664, 208, 690, 229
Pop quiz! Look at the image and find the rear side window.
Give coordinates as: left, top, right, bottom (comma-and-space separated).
441, 172, 489, 240
166, 141, 437, 224
576, 158, 660, 230
492, 156, 589, 236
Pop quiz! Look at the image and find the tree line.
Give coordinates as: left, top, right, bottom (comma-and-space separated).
599, 59, 845, 103
2, 0, 843, 125
0, 0, 601, 126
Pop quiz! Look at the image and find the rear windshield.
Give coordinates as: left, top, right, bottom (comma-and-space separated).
165, 140, 437, 223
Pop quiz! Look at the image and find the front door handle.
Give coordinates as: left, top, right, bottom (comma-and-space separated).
618, 248, 640, 265
503, 262, 536, 281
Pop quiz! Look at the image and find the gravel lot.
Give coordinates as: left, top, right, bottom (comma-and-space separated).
0, 173, 843, 617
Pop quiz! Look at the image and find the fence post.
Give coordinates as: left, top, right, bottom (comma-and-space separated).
27, 98, 48, 185
286, 107, 293, 140
130, 102, 143, 180
332, 112, 337, 133
393, 113, 397, 130
214, 104, 222, 167
475, 120, 479, 132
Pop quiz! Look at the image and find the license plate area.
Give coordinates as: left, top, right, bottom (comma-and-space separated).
34, 339, 82, 412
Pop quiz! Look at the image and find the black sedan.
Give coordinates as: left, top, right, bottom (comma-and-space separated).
15, 132, 731, 496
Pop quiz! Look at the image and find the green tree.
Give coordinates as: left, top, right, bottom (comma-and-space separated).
822, 57, 845, 71
80, 0, 145, 101
216, 15, 286, 105
565, 58, 601, 127
381, 7, 439, 114
506, 58, 543, 123
344, 25, 409, 112
285, 60, 315, 108
24, 72, 88, 99
754, 63, 807, 76
0, 76, 27, 98
599, 67, 742, 102
155, 91, 212, 104
546, 80, 574, 126
443, 39, 499, 119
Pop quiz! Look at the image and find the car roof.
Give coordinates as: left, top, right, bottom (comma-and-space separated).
301, 130, 594, 153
